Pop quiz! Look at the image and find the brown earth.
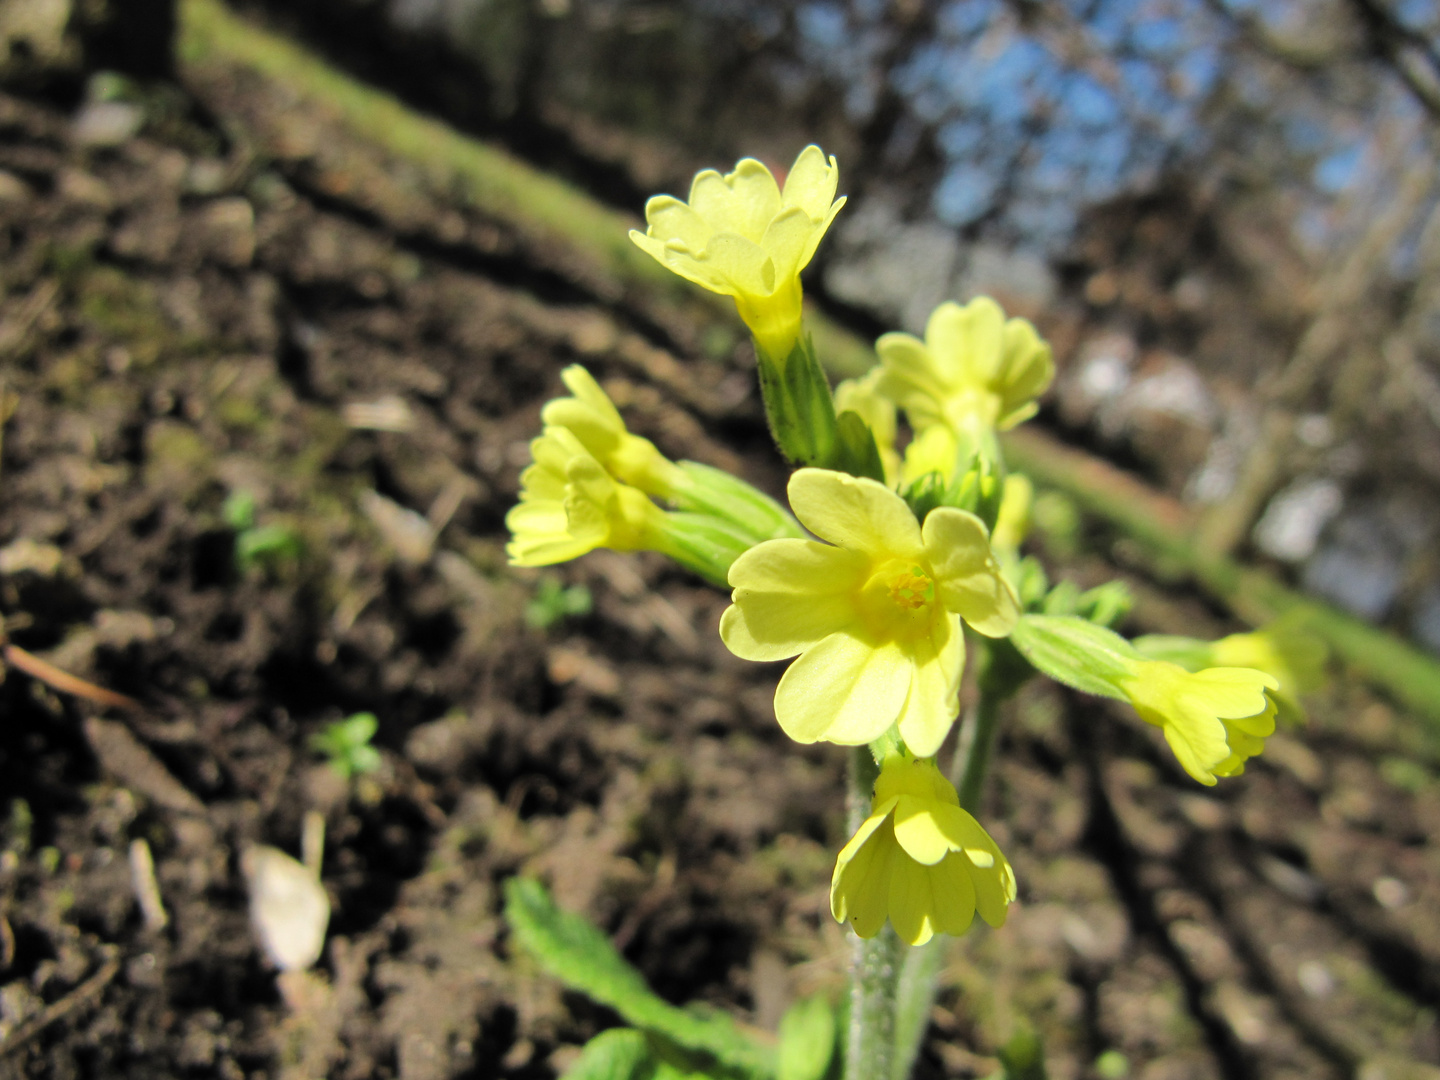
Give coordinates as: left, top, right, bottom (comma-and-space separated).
0, 33, 1438, 1080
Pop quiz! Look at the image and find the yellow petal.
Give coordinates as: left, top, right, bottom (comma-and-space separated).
798, 195, 847, 271
642, 195, 714, 250
787, 468, 923, 557
895, 616, 963, 758
929, 854, 979, 936
996, 319, 1054, 427
688, 160, 782, 243
504, 503, 596, 566
972, 852, 1016, 928
720, 539, 867, 660
891, 794, 951, 866
760, 206, 819, 284
923, 508, 1019, 637
831, 809, 899, 937
874, 331, 948, 421
699, 232, 775, 297
1180, 667, 1279, 718
927, 297, 1005, 385
780, 145, 839, 218
1162, 719, 1229, 786
774, 632, 911, 744
887, 853, 937, 945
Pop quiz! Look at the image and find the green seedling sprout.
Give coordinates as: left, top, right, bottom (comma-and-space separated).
310, 713, 382, 779
525, 577, 593, 630
223, 489, 303, 573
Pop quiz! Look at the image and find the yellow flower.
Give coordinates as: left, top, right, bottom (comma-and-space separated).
1119, 661, 1279, 785
1210, 627, 1326, 722
629, 146, 846, 362
505, 427, 669, 567
540, 365, 685, 497
833, 369, 901, 486
875, 297, 1053, 442
719, 469, 1019, 756
990, 474, 1034, 560
1133, 620, 1326, 724
832, 756, 1016, 946
900, 424, 962, 486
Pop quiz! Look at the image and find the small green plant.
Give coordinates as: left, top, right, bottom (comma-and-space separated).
525, 577, 592, 630
504, 877, 837, 1080
223, 489, 303, 573
310, 713, 382, 779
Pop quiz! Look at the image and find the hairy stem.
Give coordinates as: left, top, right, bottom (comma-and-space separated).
955, 689, 1004, 813
845, 744, 901, 1080
891, 685, 1008, 1080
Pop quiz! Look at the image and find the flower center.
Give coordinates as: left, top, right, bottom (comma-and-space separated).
858, 559, 936, 640
889, 565, 934, 610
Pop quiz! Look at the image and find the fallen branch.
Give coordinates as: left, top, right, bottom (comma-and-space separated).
0, 956, 121, 1058
3, 643, 141, 712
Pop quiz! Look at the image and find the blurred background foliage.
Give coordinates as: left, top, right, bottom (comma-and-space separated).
7, 0, 1440, 654
230, 0, 1440, 657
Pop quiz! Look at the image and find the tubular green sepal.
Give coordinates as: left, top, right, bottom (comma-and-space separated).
674, 461, 803, 541
658, 512, 764, 587
834, 411, 887, 483
1008, 615, 1139, 700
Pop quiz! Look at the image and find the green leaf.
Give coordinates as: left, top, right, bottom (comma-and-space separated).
997, 1028, 1048, 1080
778, 996, 836, 1080
235, 523, 303, 570
565, 1029, 656, 1080
504, 878, 775, 1079
1009, 615, 1138, 700
222, 489, 257, 531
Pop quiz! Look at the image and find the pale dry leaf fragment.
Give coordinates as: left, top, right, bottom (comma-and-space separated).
342, 395, 414, 433
361, 490, 435, 565
129, 838, 168, 931
242, 845, 330, 972
0, 538, 65, 577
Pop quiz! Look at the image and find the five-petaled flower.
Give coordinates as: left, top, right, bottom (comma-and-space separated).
1119, 661, 1279, 785
832, 755, 1016, 946
629, 146, 845, 363
876, 297, 1054, 465
720, 468, 1019, 757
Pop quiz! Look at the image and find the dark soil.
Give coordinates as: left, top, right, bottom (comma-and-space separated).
0, 42, 1437, 1080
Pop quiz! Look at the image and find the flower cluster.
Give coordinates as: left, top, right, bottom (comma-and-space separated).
505, 145, 1295, 950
